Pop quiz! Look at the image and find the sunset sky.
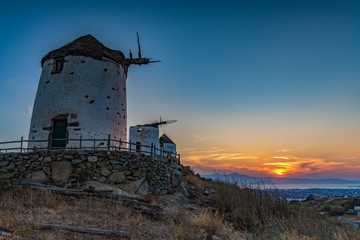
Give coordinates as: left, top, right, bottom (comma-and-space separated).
0, 0, 359, 180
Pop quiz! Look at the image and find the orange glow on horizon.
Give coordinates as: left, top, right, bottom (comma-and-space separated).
273, 169, 286, 176
179, 145, 360, 179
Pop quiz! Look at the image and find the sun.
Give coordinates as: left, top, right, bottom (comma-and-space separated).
273, 169, 286, 176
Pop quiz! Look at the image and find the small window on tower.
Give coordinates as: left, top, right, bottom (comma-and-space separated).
53, 58, 64, 73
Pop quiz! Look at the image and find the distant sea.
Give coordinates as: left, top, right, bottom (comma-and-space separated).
264, 183, 360, 190
263, 184, 360, 201
202, 173, 360, 200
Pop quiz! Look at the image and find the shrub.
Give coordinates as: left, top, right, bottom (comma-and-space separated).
319, 203, 333, 212
213, 181, 289, 234
343, 198, 354, 210
0, 179, 11, 195
345, 209, 357, 215
184, 175, 204, 190
212, 180, 356, 239
329, 205, 345, 216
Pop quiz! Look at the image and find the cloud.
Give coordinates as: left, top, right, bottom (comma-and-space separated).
192, 133, 214, 142
273, 156, 290, 160
180, 147, 266, 176
180, 148, 360, 179
262, 156, 359, 177
277, 149, 292, 153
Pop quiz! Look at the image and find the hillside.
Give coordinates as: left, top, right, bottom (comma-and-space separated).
0, 169, 359, 240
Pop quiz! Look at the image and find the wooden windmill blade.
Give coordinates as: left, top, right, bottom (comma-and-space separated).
137, 32, 141, 59
125, 32, 160, 66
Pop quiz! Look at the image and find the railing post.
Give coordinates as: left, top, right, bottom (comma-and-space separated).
150, 143, 153, 157
119, 139, 122, 151
107, 134, 111, 151
79, 135, 82, 149
93, 139, 96, 150
20, 136, 23, 153
129, 140, 131, 152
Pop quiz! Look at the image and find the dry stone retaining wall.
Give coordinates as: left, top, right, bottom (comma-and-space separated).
0, 150, 185, 195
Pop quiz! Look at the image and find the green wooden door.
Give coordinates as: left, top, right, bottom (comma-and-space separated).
51, 119, 67, 148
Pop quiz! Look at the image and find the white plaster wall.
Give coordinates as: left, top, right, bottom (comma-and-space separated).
129, 126, 159, 155
28, 56, 127, 149
163, 143, 176, 154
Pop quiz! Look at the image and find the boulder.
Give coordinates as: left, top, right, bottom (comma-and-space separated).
51, 160, 73, 182
23, 170, 49, 183
169, 170, 189, 198
178, 182, 189, 198
0, 161, 9, 167
118, 177, 146, 194
0, 164, 15, 173
43, 166, 51, 175
109, 160, 120, 165
71, 159, 82, 165
98, 176, 107, 183
135, 179, 150, 195
171, 170, 182, 188
108, 172, 125, 183
84, 181, 133, 197
13, 160, 23, 166
87, 156, 97, 162
0, 172, 15, 179
100, 168, 111, 176
30, 162, 40, 168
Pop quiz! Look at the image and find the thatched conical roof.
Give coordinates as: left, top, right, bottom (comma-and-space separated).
41, 35, 125, 66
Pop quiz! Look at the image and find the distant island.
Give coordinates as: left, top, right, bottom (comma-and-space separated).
202, 173, 360, 185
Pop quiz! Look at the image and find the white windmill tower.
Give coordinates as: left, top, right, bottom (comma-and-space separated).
129, 119, 176, 155
28, 33, 158, 149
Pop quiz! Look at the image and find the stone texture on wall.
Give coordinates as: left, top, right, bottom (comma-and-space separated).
0, 150, 185, 195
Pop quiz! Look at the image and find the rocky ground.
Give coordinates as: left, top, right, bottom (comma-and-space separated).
1, 167, 360, 239
0, 167, 243, 240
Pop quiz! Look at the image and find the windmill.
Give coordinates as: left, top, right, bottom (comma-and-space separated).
129, 118, 177, 155
125, 32, 160, 66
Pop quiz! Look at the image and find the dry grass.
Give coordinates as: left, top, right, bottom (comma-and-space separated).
0, 188, 139, 239
0, 187, 240, 239
190, 209, 223, 237
183, 175, 204, 190
143, 193, 154, 203
1, 178, 359, 240
212, 181, 360, 240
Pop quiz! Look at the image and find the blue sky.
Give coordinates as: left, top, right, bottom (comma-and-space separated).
0, 0, 359, 179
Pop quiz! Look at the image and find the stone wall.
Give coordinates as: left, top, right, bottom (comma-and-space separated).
0, 150, 185, 195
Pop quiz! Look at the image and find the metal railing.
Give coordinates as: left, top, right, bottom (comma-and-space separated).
0, 135, 180, 160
